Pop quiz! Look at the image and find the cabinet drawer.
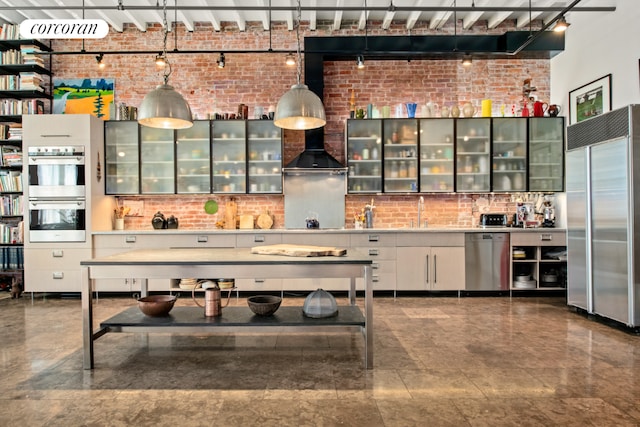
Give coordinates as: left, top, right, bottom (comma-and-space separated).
371, 259, 396, 275
356, 273, 396, 291
236, 233, 283, 247
25, 248, 91, 270
350, 233, 397, 247
511, 231, 566, 246
94, 278, 169, 293
282, 278, 350, 291
281, 233, 350, 247
168, 234, 236, 248
25, 268, 82, 292
235, 278, 282, 291
396, 232, 465, 247
356, 246, 396, 260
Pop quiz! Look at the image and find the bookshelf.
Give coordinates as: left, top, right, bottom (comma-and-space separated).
0, 26, 50, 294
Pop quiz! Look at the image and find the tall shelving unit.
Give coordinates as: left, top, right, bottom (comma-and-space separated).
0, 28, 51, 294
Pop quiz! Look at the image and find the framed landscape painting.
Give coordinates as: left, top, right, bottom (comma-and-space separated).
53, 78, 115, 119
568, 74, 611, 124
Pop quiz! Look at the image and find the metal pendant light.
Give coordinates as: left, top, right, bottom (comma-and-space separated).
274, 0, 326, 130
138, 0, 193, 129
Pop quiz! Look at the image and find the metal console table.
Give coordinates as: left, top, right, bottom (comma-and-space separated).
81, 248, 373, 369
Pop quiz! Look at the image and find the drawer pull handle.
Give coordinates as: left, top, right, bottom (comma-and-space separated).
368, 234, 379, 242
53, 272, 64, 279
254, 235, 265, 243
197, 236, 208, 243
372, 262, 379, 270
52, 250, 63, 257
368, 249, 379, 256
255, 279, 265, 284
372, 275, 380, 282
125, 236, 137, 243
540, 234, 553, 241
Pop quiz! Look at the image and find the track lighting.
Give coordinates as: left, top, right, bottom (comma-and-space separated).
553, 16, 570, 32
155, 53, 166, 67
285, 53, 296, 66
462, 54, 472, 66
96, 53, 105, 69
356, 55, 365, 69
217, 53, 225, 69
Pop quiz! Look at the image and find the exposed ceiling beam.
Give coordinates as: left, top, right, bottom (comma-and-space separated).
308, 0, 317, 31
85, 0, 124, 33
332, 0, 344, 31
516, 0, 554, 29
406, 0, 426, 30
195, 0, 221, 31
429, 0, 452, 29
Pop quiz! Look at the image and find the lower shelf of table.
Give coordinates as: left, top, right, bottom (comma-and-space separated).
100, 306, 365, 331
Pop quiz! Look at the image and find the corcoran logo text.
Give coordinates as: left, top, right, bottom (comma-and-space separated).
19, 19, 109, 39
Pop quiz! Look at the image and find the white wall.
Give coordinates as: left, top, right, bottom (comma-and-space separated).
550, 0, 640, 228
551, 0, 640, 114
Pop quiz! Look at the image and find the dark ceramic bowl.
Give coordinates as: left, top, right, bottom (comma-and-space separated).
247, 295, 282, 316
137, 295, 177, 317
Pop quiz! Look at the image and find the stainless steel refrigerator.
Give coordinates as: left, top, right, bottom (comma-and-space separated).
566, 104, 640, 327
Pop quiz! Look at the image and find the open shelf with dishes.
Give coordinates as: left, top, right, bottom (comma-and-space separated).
511, 231, 567, 291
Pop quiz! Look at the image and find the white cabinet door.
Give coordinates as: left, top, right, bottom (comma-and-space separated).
396, 246, 465, 291
396, 247, 429, 291
430, 246, 465, 291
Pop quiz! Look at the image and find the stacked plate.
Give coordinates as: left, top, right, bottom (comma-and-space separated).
179, 278, 199, 290
513, 249, 526, 259
513, 274, 536, 289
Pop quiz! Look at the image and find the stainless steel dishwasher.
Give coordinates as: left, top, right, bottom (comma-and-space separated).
465, 233, 510, 290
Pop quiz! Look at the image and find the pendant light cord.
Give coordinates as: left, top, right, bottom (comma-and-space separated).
295, 0, 302, 85
161, 0, 172, 84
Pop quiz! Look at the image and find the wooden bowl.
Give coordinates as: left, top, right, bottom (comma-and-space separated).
247, 295, 282, 316
137, 295, 177, 317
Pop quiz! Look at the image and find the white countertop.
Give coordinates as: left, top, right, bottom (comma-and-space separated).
92, 227, 565, 235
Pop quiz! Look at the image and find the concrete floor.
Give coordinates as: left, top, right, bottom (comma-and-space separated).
1, 293, 639, 426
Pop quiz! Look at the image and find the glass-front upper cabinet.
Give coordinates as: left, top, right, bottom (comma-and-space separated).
419, 119, 454, 192
456, 118, 490, 192
492, 118, 527, 192
529, 117, 564, 192
140, 126, 175, 194
105, 121, 139, 194
346, 119, 382, 193
211, 120, 246, 194
247, 121, 282, 193
176, 120, 210, 194
383, 119, 418, 193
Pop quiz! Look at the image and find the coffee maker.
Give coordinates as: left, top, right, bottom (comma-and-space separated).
542, 198, 555, 228
514, 202, 534, 227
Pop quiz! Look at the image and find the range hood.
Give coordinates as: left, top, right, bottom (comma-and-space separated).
283, 128, 347, 173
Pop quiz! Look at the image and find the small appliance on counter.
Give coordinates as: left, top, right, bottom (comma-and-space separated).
513, 202, 536, 228
479, 213, 508, 228
542, 197, 555, 228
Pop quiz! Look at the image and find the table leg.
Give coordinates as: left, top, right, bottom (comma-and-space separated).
139, 278, 148, 297
349, 277, 356, 306
364, 264, 373, 369
81, 266, 94, 369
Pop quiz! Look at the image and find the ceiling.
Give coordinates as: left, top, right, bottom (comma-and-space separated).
0, 0, 615, 33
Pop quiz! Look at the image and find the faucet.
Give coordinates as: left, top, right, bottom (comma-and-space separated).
417, 196, 424, 228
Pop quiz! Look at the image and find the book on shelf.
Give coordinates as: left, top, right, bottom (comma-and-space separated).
0, 170, 21, 192
0, 24, 20, 41
0, 194, 22, 215
0, 49, 21, 65
1, 145, 21, 166
0, 246, 24, 268
7, 123, 22, 140
19, 72, 44, 91
1, 99, 45, 116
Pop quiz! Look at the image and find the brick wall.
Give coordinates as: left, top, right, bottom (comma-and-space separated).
51, 20, 550, 230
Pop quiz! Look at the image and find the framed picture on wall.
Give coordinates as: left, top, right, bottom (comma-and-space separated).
568, 74, 612, 124
52, 77, 115, 119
